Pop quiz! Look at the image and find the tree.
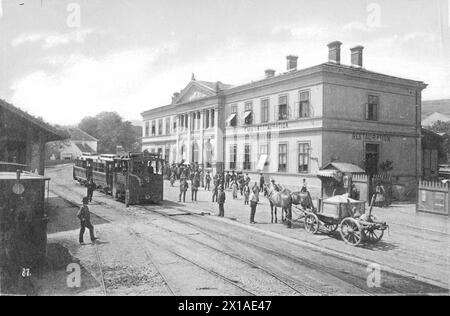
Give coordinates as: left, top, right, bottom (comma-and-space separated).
78, 112, 141, 154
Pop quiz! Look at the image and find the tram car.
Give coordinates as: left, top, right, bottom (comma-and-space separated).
0, 166, 50, 292
73, 152, 164, 206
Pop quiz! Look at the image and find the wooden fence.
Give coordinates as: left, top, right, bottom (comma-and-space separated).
417, 180, 450, 216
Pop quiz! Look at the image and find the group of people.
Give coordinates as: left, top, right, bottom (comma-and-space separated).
175, 169, 276, 224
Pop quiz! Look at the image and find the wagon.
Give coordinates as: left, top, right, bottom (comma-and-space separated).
302, 194, 389, 246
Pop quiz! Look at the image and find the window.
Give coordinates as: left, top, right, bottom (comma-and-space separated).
145, 121, 149, 137
180, 115, 184, 129
278, 95, 288, 121
165, 118, 171, 135
244, 104, 253, 125
211, 109, 215, 127
278, 144, 288, 172
244, 145, 251, 170
197, 112, 201, 130
366, 95, 379, 121
185, 115, 188, 129
298, 91, 310, 118
158, 119, 163, 135
231, 105, 238, 113
298, 143, 310, 173
151, 121, 156, 136
173, 118, 177, 132
261, 99, 269, 123
229, 145, 237, 170
205, 110, 210, 128
192, 142, 199, 163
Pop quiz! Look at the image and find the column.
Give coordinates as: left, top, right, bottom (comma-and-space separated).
187, 112, 192, 163
199, 110, 204, 166
176, 115, 180, 162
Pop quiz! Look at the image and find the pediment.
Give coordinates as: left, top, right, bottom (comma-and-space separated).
176, 82, 216, 104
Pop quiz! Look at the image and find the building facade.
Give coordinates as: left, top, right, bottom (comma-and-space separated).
141, 42, 427, 194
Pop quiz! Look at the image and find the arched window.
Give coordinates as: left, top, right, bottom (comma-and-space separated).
181, 144, 187, 161
192, 142, 199, 163
205, 140, 213, 168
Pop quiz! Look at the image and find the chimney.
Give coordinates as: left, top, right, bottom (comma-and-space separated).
286, 55, 298, 71
327, 41, 342, 64
350, 46, 364, 68
265, 69, 276, 78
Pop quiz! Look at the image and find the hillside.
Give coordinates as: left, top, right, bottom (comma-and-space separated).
422, 99, 450, 117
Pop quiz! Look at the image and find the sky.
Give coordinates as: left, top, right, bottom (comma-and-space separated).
0, 0, 449, 125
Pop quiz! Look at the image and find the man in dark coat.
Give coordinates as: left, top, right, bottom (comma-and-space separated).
77, 197, 97, 244
86, 179, 96, 202
179, 178, 189, 202
217, 186, 226, 217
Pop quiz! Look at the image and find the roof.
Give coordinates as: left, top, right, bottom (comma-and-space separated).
0, 99, 69, 142
75, 143, 96, 153
422, 112, 450, 127
67, 127, 98, 142
142, 61, 427, 118
321, 162, 365, 174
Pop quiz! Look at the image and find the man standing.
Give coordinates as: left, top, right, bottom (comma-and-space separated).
217, 186, 226, 217
300, 179, 308, 193
212, 178, 219, 202
77, 197, 97, 245
179, 178, 188, 203
225, 171, 230, 189
205, 171, 211, 191
191, 173, 200, 202
259, 173, 265, 194
249, 184, 260, 224
86, 179, 96, 203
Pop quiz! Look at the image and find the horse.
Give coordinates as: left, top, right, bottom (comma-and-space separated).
265, 184, 292, 226
265, 184, 316, 227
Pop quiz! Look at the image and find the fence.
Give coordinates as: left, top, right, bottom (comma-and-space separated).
417, 180, 450, 216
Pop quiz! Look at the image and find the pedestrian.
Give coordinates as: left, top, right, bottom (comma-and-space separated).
170, 173, 176, 187
225, 171, 230, 189
300, 179, 308, 193
205, 171, 211, 191
86, 179, 96, 203
77, 197, 97, 245
243, 183, 250, 205
259, 173, 265, 193
179, 178, 188, 202
231, 180, 238, 199
191, 173, 200, 201
212, 179, 218, 202
249, 185, 260, 224
217, 186, 226, 217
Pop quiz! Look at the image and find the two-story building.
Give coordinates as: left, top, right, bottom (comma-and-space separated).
141, 41, 427, 194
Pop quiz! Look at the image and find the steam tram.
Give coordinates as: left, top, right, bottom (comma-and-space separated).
73, 152, 164, 206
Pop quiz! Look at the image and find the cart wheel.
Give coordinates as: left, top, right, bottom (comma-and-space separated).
324, 224, 339, 234
363, 228, 384, 243
340, 218, 362, 246
304, 213, 320, 235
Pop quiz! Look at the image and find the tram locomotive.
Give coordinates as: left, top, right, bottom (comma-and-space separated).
73, 152, 164, 206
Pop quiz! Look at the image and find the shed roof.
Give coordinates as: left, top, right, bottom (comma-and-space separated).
321, 162, 365, 174
0, 99, 69, 142
67, 127, 98, 142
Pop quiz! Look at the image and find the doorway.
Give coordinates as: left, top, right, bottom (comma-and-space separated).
365, 143, 379, 175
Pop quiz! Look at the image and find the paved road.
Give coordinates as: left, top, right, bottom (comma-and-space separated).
40, 164, 449, 296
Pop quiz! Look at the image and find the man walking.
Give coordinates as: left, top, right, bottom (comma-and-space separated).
179, 178, 188, 202
77, 197, 97, 245
86, 179, 96, 203
217, 186, 226, 217
212, 179, 219, 202
249, 184, 260, 224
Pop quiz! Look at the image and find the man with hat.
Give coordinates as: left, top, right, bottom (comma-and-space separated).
77, 197, 97, 245
217, 185, 226, 217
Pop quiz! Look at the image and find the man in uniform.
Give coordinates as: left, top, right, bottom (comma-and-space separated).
77, 197, 97, 244
217, 186, 226, 217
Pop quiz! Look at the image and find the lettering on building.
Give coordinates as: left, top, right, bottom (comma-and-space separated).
352, 132, 391, 143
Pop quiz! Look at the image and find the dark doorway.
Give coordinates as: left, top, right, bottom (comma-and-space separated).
7, 141, 26, 164
365, 143, 379, 175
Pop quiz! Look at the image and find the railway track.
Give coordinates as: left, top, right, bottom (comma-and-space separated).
49, 177, 446, 295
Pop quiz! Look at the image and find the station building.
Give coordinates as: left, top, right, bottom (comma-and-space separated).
141, 42, 427, 194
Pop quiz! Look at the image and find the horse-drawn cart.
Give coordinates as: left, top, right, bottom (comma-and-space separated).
301, 194, 389, 246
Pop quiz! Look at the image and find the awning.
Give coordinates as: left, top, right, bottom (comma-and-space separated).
243, 111, 252, 120
226, 113, 237, 125
317, 169, 340, 180
256, 155, 268, 170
